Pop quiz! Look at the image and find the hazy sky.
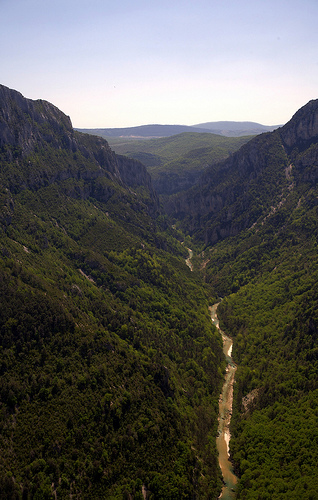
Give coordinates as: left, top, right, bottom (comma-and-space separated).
1, 0, 318, 128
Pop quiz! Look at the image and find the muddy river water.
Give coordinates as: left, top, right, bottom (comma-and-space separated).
210, 303, 238, 499
185, 251, 238, 497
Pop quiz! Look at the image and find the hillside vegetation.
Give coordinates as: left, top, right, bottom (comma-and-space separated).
0, 85, 224, 499
108, 133, 252, 195
171, 99, 318, 499
1, 83, 318, 500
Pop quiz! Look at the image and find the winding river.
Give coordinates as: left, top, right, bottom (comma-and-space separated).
185, 249, 238, 497
185, 247, 193, 271
210, 303, 238, 499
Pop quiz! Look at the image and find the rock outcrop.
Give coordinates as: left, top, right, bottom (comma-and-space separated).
165, 99, 318, 245
280, 99, 318, 150
0, 84, 159, 216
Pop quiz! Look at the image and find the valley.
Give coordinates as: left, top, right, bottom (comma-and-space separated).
210, 304, 237, 500
107, 133, 253, 196
0, 84, 318, 499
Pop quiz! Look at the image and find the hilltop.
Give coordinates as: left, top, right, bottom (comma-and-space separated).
193, 120, 280, 137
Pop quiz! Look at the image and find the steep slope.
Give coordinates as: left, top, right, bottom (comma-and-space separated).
109, 132, 253, 196
167, 100, 318, 245
171, 99, 318, 498
0, 85, 224, 499
0, 85, 159, 219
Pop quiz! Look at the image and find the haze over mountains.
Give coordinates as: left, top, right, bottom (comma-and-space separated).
77, 121, 280, 140
0, 83, 318, 499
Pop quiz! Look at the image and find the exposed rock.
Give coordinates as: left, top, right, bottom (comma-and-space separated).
242, 389, 259, 414
280, 99, 318, 150
165, 99, 318, 245
0, 84, 159, 216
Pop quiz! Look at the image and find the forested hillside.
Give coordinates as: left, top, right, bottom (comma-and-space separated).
1, 83, 318, 500
108, 133, 252, 196
171, 99, 318, 499
0, 85, 224, 499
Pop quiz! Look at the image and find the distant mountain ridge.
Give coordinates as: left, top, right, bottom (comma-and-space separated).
77, 121, 280, 139
193, 120, 280, 136
77, 124, 214, 139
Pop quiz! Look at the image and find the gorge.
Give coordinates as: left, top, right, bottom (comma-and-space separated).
210, 304, 237, 500
0, 84, 318, 499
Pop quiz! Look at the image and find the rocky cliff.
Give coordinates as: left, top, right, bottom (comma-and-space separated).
166, 99, 318, 245
280, 99, 318, 150
0, 84, 158, 215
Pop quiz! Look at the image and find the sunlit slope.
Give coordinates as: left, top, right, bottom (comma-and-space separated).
110, 132, 253, 195
173, 98, 318, 499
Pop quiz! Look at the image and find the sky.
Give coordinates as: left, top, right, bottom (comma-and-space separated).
1, 0, 318, 128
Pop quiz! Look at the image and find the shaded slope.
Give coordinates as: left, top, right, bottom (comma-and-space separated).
171, 99, 318, 499
0, 85, 224, 499
167, 99, 318, 245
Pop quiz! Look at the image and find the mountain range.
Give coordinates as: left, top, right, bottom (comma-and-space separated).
0, 83, 317, 499
77, 121, 280, 140
0, 84, 224, 499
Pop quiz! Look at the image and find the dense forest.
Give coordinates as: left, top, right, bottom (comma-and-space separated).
0, 85, 224, 499
171, 99, 318, 499
1, 84, 318, 499
107, 133, 252, 196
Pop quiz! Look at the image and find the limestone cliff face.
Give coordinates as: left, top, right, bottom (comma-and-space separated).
0, 84, 158, 215
0, 85, 75, 153
0, 84, 121, 179
279, 99, 318, 185
116, 155, 159, 216
166, 99, 318, 245
280, 99, 318, 150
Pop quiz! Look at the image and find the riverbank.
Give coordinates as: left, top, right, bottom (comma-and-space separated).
210, 304, 238, 500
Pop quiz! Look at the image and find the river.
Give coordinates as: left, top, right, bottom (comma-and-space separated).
184, 250, 238, 497
210, 303, 238, 500
185, 247, 193, 271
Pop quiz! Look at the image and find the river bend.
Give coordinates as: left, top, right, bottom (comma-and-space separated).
210, 303, 238, 499
184, 251, 238, 497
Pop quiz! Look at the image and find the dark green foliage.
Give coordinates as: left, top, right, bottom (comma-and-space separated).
0, 84, 225, 498
193, 102, 318, 498
108, 132, 253, 195
3, 85, 318, 499
216, 264, 318, 499
0, 185, 225, 498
